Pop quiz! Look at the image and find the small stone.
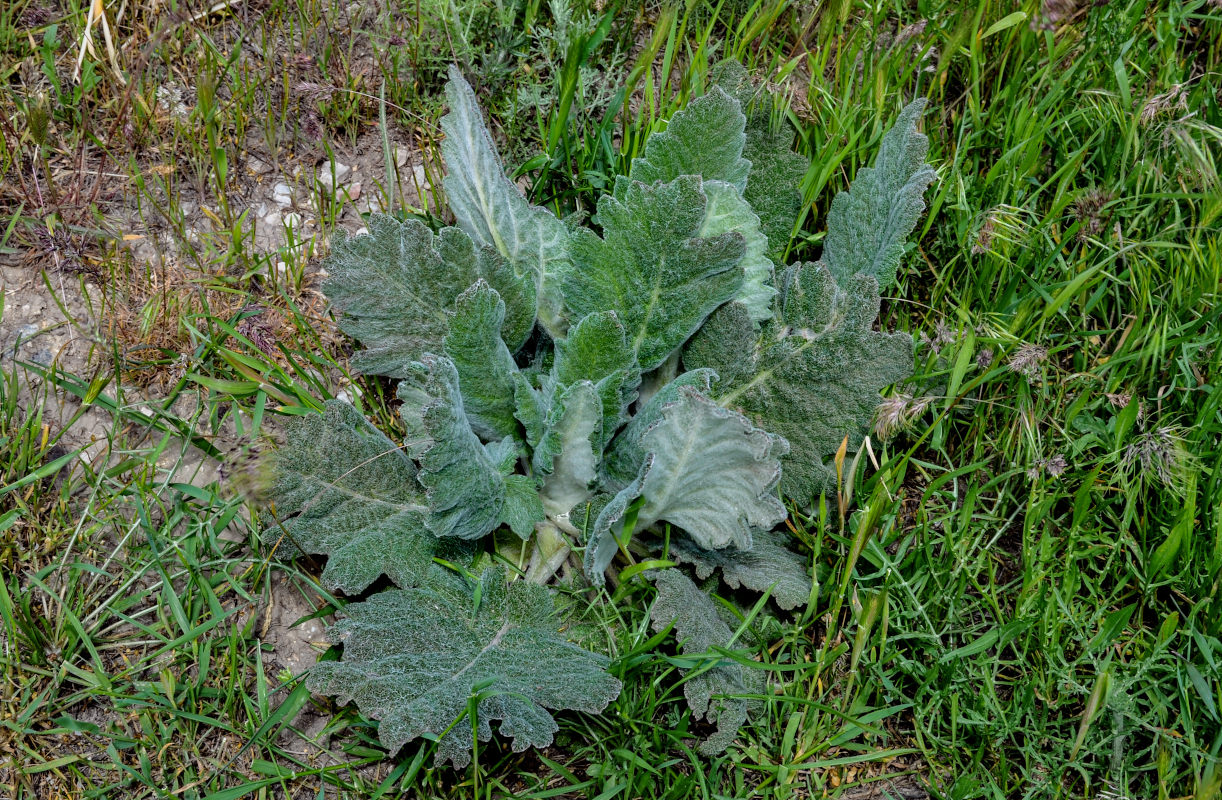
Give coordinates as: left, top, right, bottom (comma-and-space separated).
247, 156, 273, 175
355, 226, 369, 236
272, 182, 294, 207
346, 182, 362, 200
262, 209, 281, 228
410, 164, 427, 186
317, 161, 352, 191
395, 145, 410, 168
282, 212, 303, 229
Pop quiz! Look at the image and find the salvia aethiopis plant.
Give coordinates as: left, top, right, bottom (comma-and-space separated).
259, 62, 935, 767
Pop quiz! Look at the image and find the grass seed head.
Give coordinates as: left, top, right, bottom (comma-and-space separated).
1122, 426, 1196, 494
1007, 343, 1048, 379
873, 393, 935, 439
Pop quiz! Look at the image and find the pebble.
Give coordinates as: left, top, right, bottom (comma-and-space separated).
271, 182, 294, 207
282, 212, 303, 230
247, 156, 273, 175
318, 161, 352, 191
395, 145, 411, 168
346, 182, 362, 200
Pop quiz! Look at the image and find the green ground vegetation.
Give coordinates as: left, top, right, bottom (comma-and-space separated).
0, 0, 1219, 798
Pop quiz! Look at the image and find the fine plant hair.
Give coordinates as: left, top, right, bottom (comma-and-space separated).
257, 63, 934, 767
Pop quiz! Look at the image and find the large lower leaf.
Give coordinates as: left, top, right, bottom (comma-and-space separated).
820, 99, 936, 291
649, 568, 758, 754
266, 400, 433, 594
684, 263, 912, 501
563, 176, 746, 371
323, 216, 534, 378
441, 66, 569, 334
668, 529, 813, 611
398, 356, 510, 540
625, 87, 750, 194
309, 567, 622, 768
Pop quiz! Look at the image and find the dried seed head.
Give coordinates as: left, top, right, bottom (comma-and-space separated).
236, 305, 277, 356
1072, 186, 1114, 241
1027, 453, 1068, 480
1139, 84, 1189, 126
1007, 343, 1048, 379
295, 81, 336, 102
20, 6, 53, 28
1122, 426, 1195, 493
976, 347, 995, 370
873, 393, 935, 439
302, 109, 324, 142
972, 214, 995, 255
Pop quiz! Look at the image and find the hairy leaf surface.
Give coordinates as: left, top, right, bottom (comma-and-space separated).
633, 389, 787, 550
601, 369, 716, 489
626, 87, 750, 193
535, 380, 602, 518
323, 217, 534, 378
563, 176, 746, 371
699, 181, 776, 322
587, 389, 787, 585
309, 567, 622, 768
399, 357, 510, 540
444, 281, 523, 443
649, 568, 756, 754
710, 60, 807, 258
743, 129, 807, 260
441, 66, 569, 333
266, 400, 433, 594
684, 263, 912, 500
821, 99, 936, 290
669, 529, 812, 611
553, 311, 641, 449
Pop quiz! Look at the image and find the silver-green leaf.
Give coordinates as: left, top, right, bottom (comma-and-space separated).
601, 368, 716, 490
309, 567, 622, 768
669, 529, 813, 611
586, 388, 788, 585
266, 400, 433, 594
553, 311, 641, 450
323, 216, 535, 378
444, 280, 523, 443
627, 87, 750, 193
398, 356, 508, 540
820, 99, 936, 290
563, 176, 746, 371
649, 568, 758, 755
700, 180, 776, 322
634, 388, 788, 550
441, 66, 569, 334
684, 264, 913, 501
